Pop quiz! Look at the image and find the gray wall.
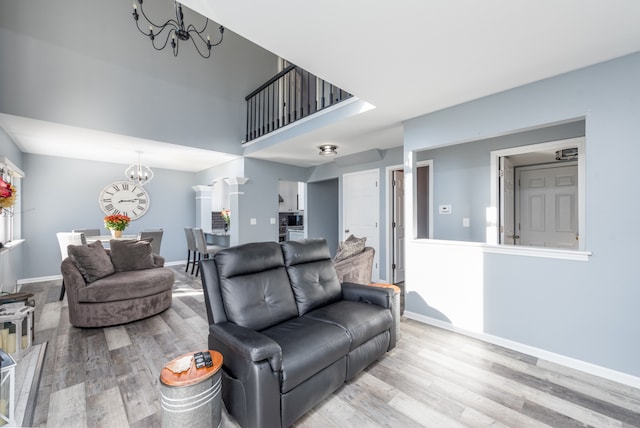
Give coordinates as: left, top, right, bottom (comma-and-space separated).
307, 179, 339, 255
22, 154, 195, 278
0, 1, 277, 154
404, 51, 640, 377
417, 121, 585, 242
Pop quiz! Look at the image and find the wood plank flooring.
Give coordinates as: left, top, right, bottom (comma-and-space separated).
18, 266, 640, 427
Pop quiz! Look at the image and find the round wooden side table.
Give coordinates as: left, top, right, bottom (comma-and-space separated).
160, 350, 223, 428
369, 283, 401, 340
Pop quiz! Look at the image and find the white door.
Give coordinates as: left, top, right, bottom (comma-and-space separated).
392, 169, 405, 283
499, 157, 516, 245
517, 164, 578, 249
343, 169, 380, 281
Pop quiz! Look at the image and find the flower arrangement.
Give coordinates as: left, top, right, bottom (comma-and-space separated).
104, 214, 131, 231
0, 177, 16, 210
220, 209, 230, 226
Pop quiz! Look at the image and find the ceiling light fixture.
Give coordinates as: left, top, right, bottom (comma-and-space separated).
318, 145, 338, 157
125, 152, 154, 186
132, 0, 224, 58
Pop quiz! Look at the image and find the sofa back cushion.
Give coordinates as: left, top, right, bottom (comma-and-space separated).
281, 239, 342, 315
109, 239, 156, 272
215, 241, 298, 330
67, 240, 115, 283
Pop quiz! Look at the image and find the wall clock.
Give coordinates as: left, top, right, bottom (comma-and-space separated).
98, 180, 150, 220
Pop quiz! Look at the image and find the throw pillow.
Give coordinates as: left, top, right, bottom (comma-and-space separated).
67, 240, 115, 283
333, 234, 367, 262
110, 239, 156, 272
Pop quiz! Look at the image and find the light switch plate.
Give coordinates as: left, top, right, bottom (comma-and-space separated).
250, 218, 257, 225
463, 218, 470, 227
270, 218, 276, 224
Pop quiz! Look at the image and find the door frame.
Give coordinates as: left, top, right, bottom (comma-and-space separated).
386, 165, 403, 284
414, 160, 434, 239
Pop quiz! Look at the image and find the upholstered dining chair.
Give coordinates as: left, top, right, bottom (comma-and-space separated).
137, 229, 163, 255
184, 227, 197, 274
72, 228, 101, 238
56, 232, 86, 300
192, 228, 224, 277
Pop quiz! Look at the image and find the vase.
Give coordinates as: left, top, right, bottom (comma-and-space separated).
111, 229, 122, 238
224, 224, 229, 232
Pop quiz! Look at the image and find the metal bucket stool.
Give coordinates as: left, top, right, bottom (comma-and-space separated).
160, 350, 223, 428
369, 283, 401, 340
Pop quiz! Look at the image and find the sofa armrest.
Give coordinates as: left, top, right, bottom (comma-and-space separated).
342, 282, 392, 309
210, 322, 283, 371
153, 254, 165, 267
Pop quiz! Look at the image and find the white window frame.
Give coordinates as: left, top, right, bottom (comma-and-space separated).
488, 137, 589, 260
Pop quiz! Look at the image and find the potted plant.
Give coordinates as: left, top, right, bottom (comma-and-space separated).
104, 214, 131, 238
221, 209, 230, 232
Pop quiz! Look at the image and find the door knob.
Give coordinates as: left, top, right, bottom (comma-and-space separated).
345, 229, 349, 233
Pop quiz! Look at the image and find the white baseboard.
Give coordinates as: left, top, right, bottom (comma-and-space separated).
404, 311, 640, 390
18, 275, 60, 285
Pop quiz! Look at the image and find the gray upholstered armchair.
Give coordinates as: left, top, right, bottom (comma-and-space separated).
333, 246, 375, 285
61, 239, 174, 327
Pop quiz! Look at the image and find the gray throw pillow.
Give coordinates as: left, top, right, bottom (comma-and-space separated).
110, 239, 156, 272
67, 240, 115, 283
333, 234, 367, 262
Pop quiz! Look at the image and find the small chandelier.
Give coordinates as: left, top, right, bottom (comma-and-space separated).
125, 152, 154, 186
318, 145, 338, 157
132, 0, 224, 58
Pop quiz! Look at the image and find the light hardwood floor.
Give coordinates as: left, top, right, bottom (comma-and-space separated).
19, 266, 640, 427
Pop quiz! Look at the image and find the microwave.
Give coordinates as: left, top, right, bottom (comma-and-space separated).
287, 214, 303, 226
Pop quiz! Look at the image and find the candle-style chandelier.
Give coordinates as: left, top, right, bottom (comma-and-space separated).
125, 152, 154, 186
132, 0, 224, 58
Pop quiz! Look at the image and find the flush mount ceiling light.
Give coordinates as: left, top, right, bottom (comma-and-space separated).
125, 152, 154, 186
318, 145, 338, 157
132, 0, 224, 58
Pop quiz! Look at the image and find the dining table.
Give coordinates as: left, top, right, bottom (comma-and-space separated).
85, 235, 137, 243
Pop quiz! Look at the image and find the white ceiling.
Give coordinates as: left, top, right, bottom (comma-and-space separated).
5, 0, 640, 170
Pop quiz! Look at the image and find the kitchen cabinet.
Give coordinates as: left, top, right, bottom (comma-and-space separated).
279, 181, 301, 212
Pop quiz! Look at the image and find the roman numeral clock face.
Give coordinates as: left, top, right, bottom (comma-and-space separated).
99, 181, 150, 220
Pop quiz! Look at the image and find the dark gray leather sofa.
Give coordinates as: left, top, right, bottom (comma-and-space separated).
200, 238, 396, 428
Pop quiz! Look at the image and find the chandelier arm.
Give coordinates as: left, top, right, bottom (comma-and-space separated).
137, 2, 178, 30
189, 25, 224, 48
189, 35, 210, 58
150, 29, 174, 52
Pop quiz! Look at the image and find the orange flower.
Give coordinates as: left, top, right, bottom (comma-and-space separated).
104, 214, 131, 231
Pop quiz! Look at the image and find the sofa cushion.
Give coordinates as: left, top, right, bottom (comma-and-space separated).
261, 317, 350, 393
215, 242, 298, 330
67, 240, 115, 283
333, 234, 366, 262
304, 300, 392, 350
109, 239, 156, 272
75, 268, 174, 303
281, 239, 342, 315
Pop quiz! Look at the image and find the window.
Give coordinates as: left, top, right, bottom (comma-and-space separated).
490, 137, 585, 251
0, 156, 23, 245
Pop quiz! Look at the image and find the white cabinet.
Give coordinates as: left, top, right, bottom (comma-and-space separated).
279, 181, 300, 212
211, 180, 229, 212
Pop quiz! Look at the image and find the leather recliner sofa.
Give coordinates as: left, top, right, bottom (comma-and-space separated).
200, 238, 397, 428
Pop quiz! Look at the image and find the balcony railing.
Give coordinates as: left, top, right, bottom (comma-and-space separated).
245, 64, 352, 143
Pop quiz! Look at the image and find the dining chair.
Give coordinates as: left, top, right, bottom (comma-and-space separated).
56, 232, 86, 300
184, 227, 197, 274
137, 229, 163, 255
192, 228, 223, 277
72, 228, 101, 238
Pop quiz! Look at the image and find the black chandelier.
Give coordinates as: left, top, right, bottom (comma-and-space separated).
132, 0, 224, 58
